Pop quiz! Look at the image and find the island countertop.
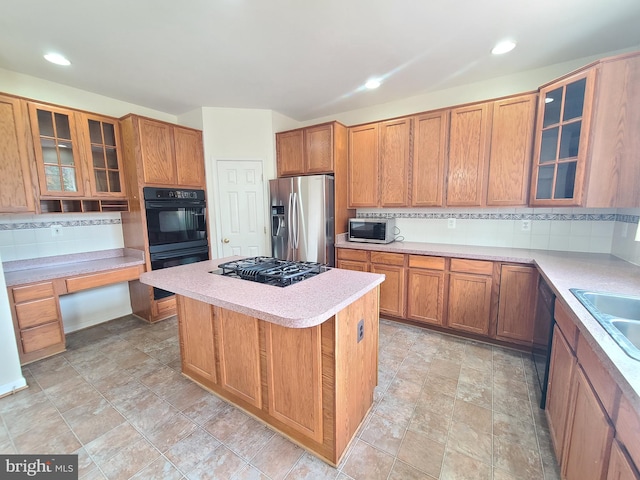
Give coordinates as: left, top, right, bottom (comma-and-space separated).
140, 256, 385, 328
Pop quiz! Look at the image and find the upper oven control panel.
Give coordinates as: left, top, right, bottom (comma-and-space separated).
143, 187, 206, 201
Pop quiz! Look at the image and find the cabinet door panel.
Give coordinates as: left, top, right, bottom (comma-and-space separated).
174, 127, 205, 188
607, 440, 640, 480
305, 124, 333, 174
265, 323, 323, 443
546, 325, 577, 459
487, 94, 536, 206
139, 118, 176, 185
412, 111, 448, 207
216, 308, 262, 408
277, 129, 304, 177
407, 269, 445, 326
15, 297, 59, 329
446, 103, 492, 206
348, 123, 379, 207
371, 263, 405, 317
0, 96, 35, 213
496, 265, 538, 343
177, 296, 217, 384
562, 366, 614, 480
21, 321, 64, 354
82, 113, 126, 197
379, 118, 410, 207
447, 272, 492, 334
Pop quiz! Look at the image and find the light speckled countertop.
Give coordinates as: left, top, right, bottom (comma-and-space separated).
139, 256, 384, 329
2, 248, 145, 287
337, 237, 640, 412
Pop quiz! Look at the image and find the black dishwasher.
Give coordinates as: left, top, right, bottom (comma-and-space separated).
532, 277, 555, 409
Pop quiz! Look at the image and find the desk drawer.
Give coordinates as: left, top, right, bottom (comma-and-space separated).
15, 297, 59, 329
66, 265, 142, 293
12, 282, 55, 303
21, 322, 64, 354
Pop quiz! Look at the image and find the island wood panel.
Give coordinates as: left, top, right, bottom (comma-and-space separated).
486, 94, 537, 206
177, 296, 217, 384
496, 264, 538, 344
546, 325, 577, 460
174, 126, 205, 188
348, 123, 379, 207
215, 307, 263, 408
607, 440, 640, 480
447, 272, 492, 335
276, 129, 305, 177
446, 102, 492, 206
379, 117, 411, 207
561, 365, 614, 480
412, 110, 448, 207
138, 118, 175, 185
305, 123, 333, 174
265, 323, 323, 443
0, 95, 36, 213
407, 269, 446, 326
333, 287, 378, 457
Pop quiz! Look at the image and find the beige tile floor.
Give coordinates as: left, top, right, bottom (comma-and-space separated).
0, 315, 560, 480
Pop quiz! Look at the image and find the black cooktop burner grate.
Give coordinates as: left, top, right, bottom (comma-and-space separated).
212, 256, 329, 287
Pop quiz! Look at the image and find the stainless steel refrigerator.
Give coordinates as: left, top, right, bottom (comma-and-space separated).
269, 175, 335, 266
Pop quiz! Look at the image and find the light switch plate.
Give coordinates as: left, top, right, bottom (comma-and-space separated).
521, 220, 531, 231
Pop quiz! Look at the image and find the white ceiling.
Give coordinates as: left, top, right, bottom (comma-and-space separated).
1, 0, 640, 121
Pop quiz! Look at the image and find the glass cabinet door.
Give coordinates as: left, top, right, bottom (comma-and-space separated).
28, 103, 84, 196
84, 114, 125, 197
531, 70, 595, 205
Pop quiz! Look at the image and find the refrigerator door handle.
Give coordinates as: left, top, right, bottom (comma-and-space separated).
293, 192, 299, 250
287, 193, 293, 259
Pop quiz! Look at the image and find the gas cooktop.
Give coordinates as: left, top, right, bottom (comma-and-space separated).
210, 256, 329, 287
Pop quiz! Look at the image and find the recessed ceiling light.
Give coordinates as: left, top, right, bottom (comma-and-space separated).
365, 78, 381, 90
44, 53, 71, 66
491, 40, 516, 55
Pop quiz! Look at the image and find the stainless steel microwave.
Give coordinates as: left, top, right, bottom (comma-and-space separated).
348, 218, 396, 244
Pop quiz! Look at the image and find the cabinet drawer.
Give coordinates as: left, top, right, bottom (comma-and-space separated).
555, 300, 578, 351
576, 335, 620, 418
616, 395, 640, 469
337, 249, 369, 262
450, 258, 493, 275
15, 297, 59, 329
21, 321, 63, 354
155, 296, 176, 318
66, 265, 142, 293
408, 255, 445, 271
370, 252, 404, 266
12, 282, 55, 303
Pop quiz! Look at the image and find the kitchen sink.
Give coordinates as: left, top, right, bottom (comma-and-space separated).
571, 289, 640, 361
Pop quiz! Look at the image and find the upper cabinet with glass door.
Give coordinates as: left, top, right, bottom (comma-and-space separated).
28, 102, 85, 197
529, 69, 595, 206
82, 113, 125, 197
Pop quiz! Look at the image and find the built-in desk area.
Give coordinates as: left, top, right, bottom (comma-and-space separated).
3, 248, 145, 365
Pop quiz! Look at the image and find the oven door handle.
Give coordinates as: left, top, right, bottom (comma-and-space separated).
145, 200, 206, 209
150, 246, 209, 260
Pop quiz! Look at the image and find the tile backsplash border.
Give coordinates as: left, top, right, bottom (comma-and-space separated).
0, 218, 121, 230
357, 211, 638, 223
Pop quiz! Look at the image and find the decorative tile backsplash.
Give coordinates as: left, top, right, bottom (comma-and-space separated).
357, 211, 636, 223
0, 218, 121, 230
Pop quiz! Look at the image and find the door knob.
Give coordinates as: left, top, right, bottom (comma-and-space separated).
223, 238, 230, 243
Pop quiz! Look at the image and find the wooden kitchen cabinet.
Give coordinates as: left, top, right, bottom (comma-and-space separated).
530, 52, 640, 207
305, 123, 334, 174
336, 248, 369, 272
607, 440, 640, 480
407, 255, 446, 326
276, 122, 344, 177
8, 281, 65, 364
615, 395, 640, 478
370, 252, 406, 318
379, 117, 411, 207
276, 129, 304, 176
411, 110, 448, 207
446, 258, 493, 335
0, 94, 36, 213
28, 102, 85, 197
495, 264, 538, 344
486, 94, 537, 206
546, 323, 578, 459
561, 365, 614, 480
446, 102, 493, 206
348, 122, 379, 207
121, 114, 205, 189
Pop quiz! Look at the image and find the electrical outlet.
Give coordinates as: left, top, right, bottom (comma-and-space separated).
521, 220, 531, 231
51, 224, 63, 237
447, 218, 456, 229
357, 319, 364, 343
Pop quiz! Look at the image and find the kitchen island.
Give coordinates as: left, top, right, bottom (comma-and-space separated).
140, 256, 384, 465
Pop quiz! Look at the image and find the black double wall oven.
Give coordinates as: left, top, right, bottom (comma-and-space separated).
144, 187, 209, 300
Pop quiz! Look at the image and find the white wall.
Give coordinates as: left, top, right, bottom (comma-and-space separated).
0, 251, 27, 397
611, 209, 640, 265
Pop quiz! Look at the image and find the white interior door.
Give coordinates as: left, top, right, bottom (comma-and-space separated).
216, 160, 266, 258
